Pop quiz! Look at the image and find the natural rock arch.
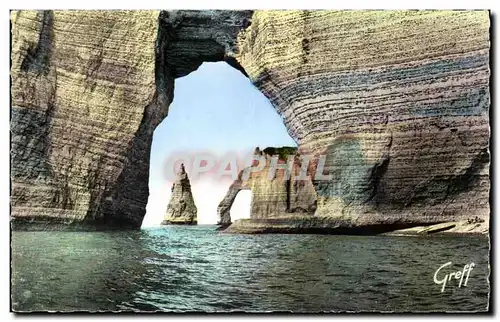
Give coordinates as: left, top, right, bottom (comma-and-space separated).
11, 10, 258, 229
10, 10, 490, 231
217, 147, 318, 226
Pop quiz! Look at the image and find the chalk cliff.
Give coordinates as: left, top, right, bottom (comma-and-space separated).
162, 164, 197, 225
11, 10, 490, 233
11, 10, 163, 230
217, 147, 317, 226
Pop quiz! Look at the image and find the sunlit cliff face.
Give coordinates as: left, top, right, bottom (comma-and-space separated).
142, 62, 296, 227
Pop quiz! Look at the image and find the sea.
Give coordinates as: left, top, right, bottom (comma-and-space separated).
11, 225, 490, 312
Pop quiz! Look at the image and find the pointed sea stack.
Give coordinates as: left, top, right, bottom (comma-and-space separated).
161, 164, 198, 225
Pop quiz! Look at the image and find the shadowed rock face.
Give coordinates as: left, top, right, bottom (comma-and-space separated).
10, 10, 251, 230
11, 10, 165, 230
162, 164, 197, 225
11, 10, 490, 232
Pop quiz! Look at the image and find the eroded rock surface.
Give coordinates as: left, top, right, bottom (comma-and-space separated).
218, 147, 317, 225
11, 10, 165, 230
234, 11, 490, 233
162, 164, 197, 225
11, 10, 490, 232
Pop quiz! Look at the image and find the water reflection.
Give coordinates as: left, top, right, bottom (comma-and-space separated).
11, 227, 489, 312
11, 231, 155, 311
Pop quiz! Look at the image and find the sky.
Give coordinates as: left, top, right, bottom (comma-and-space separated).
142, 62, 297, 227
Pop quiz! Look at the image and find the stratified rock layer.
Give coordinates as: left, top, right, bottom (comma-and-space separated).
11, 10, 490, 232
217, 147, 317, 226
234, 11, 490, 233
162, 164, 197, 225
11, 10, 165, 229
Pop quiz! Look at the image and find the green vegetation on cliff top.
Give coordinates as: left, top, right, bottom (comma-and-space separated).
263, 146, 297, 161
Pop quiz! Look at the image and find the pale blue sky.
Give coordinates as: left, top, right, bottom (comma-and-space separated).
143, 62, 296, 226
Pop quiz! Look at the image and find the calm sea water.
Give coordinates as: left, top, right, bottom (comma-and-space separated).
11, 226, 490, 312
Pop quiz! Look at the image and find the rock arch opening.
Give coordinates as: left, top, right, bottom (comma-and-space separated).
229, 190, 252, 222
142, 61, 297, 227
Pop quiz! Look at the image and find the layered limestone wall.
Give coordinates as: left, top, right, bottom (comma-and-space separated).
234, 10, 490, 231
10, 10, 251, 229
11, 10, 490, 232
217, 147, 317, 226
11, 10, 165, 229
